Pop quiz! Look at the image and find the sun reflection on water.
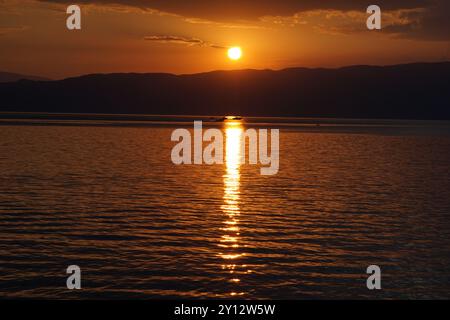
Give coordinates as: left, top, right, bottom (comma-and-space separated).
219, 122, 246, 296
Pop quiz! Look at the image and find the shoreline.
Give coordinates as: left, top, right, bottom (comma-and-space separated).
1, 114, 450, 136
1, 112, 450, 126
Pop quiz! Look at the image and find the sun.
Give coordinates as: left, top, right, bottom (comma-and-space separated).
227, 47, 242, 61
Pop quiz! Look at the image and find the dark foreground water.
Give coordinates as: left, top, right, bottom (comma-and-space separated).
0, 117, 450, 299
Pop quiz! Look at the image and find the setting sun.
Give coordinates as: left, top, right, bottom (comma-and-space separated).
227, 47, 242, 61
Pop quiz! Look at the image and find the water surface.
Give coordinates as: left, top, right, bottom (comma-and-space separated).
0, 118, 449, 299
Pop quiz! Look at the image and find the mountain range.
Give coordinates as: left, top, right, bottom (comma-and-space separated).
1, 62, 449, 120
0, 72, 50, 83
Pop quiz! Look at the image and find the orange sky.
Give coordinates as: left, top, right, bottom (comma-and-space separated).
0, 0, 449, 79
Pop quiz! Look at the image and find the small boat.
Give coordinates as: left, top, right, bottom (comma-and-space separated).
209, 116, 243, 122
225, 116, 243, 121
210, 117, 226, 122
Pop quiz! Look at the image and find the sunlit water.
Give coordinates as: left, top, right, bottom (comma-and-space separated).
0, 119, 450, 299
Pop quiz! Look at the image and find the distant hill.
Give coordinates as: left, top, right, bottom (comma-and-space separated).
0, 62, 449, 120
0, 72, 50, 83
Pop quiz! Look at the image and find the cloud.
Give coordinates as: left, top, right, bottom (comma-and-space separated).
384, 1, 450, 41
260, 5, 449, 41
36, 0, 450, 41
182, 17, 262, 30
144, 35, 226, 49
261, 8, 427, 36
37, 1, 433, 20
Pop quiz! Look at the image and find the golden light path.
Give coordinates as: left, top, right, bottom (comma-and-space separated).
219, 121, 246, 297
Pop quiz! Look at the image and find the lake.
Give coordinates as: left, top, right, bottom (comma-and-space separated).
0, 116, 450, 299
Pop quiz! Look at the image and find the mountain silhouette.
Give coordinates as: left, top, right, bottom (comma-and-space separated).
1, 62, 449, 120
0, 72, 50, 83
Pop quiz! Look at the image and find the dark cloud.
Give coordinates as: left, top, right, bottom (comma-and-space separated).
38, 0, 433, 20
383, 1, 450, 41
144, 35, 226, 49
38, 0, 449, 40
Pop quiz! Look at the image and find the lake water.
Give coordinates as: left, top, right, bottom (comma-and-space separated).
1, 117, 450, 299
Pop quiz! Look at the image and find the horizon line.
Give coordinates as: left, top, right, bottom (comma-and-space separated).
2, 60, 450, 82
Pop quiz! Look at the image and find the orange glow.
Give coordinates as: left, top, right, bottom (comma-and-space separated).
228, 47, 242, 61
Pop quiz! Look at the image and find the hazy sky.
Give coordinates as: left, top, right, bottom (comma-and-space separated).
0, 0, 449, 79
